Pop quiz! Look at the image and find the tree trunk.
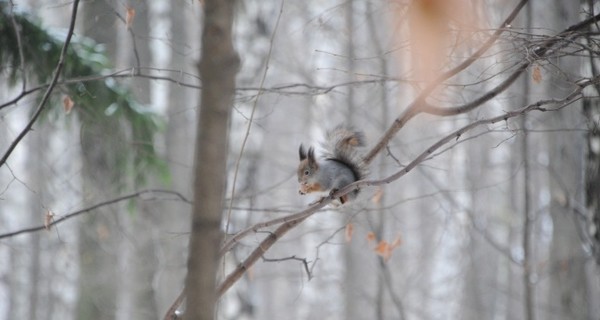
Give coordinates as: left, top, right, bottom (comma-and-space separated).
183, 0, 239, 319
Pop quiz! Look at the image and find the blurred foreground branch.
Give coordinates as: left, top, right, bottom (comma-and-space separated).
363, 9, 600, 164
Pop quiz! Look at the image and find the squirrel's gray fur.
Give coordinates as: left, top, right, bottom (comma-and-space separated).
297, 125, 367, 204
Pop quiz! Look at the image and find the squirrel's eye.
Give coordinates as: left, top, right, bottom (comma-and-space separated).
304, 170, 310, 176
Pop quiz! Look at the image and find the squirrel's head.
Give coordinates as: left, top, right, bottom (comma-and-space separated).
297, 144, 319, 194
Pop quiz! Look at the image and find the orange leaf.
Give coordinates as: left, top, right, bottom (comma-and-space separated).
374, 240, 389, 254
126, 6, 135, 28
63, 95, 74, 114
366, 232, 376, 244
374, 240, 392, 262
345, 223, 354, 242
532, 65, 542, 84
371, 187, 384, 204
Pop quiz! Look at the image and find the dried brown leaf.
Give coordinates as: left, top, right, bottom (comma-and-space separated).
126, 7, 135, 28
44, 210, 55, 230
374, 240, 392, 262
63, 95, 74, 114
532, 65, 542, 84
366, 231, 376, 244
345, 223, 354, 243
371, 187, 384, 204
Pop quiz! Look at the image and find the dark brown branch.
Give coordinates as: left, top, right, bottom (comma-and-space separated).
0, 0, 80, 168
216, 207, 320, 297
163, 289, 185, 320
0, 189, 191, 240
219, 205, 326, 255
262, 255, 313, 280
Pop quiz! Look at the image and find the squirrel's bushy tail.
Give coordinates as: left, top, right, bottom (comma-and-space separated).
322, 125, 368, 182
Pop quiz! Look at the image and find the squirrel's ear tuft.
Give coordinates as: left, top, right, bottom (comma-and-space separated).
307, 147, 316, 162
299, 144, 306, 160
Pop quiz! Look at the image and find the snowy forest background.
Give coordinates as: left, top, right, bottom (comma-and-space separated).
1, 0, 600, 319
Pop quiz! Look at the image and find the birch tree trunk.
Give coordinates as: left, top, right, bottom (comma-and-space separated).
77, 1, 121, 318
154, 0, 196, 314
542, 1, 589, 318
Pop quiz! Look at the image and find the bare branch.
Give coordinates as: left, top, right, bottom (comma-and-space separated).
220, 205, 327, 255
363, 7, 600, 165
362, 0, 527, 164
216, 206, 319, 297
225, 0, 285, 242
424, 11, 600, 116
419, 0, 529, 99
0, 189, 191, 240
346, 77, 597, 198
262, 255, 313, 280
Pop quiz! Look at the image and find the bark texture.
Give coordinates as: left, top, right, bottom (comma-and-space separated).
184, 0, 239, 319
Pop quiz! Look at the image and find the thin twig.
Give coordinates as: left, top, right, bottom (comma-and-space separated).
224, 0, 285, 242
362, 2, 600, 165
0, 189, 191, 240
262, 255, 313, 280
423, 11, 600, 117
220, 203, 327, 255
341, 77, 597, 199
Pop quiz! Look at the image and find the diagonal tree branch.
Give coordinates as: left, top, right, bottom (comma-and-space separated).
0, 0, 81, 168
363, 6, 600, 165
362, 0, 529, 164
417, 0, 529, 101
423, 11, 600, 117
225, 0, 285, 243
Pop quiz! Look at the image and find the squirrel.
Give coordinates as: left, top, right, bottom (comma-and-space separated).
297, 125, 368, 204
